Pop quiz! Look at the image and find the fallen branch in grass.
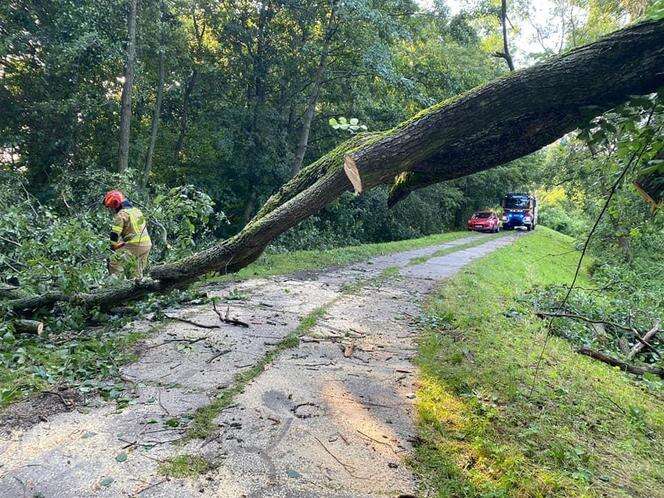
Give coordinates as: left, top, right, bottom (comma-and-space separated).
536, 311, 661, 356
577, 347, 664, 378
627, 319, 661, 360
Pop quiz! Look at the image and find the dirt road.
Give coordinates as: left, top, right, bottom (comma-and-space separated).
0, 232, 518, 497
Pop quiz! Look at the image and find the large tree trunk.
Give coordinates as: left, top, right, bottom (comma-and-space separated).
5, 19, 664, 315
117, 0, 138, 173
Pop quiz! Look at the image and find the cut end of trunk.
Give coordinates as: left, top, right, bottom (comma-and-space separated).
343, 155, 363, 194
13, 319, 45, 336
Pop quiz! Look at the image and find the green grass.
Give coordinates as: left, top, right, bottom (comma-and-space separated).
413, 227, 664, 497
222, 230, 473, 281
158, 454, 214, 477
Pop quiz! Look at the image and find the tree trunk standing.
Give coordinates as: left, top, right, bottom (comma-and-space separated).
173, 67, 197, 162
117, 0, 138, 173
173, 7, 206, 163
143, 46, 165, 189
291, 61, 325, 176
496, 0, 515, 72
291, 3, 338, 176
5, 20, 664, 314
242, 2, 278, 223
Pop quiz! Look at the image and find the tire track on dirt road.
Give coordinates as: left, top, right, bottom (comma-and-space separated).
0, 232, 519, 497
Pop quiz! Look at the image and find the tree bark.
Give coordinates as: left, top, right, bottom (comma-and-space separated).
117, 0, 138, 173
143, 44, 165, 189
4, 19, 664, 314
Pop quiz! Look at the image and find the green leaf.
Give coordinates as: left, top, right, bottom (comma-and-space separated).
338, 116, 348, 125
100, 477, 114, 487
328, 117, 338, 126
349, 118, 359, 126
115, 452, 127, 462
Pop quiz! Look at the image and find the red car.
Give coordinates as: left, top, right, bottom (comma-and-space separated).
467, 211, 500, 233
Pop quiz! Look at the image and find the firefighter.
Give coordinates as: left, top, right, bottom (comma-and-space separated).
103, 190, 152, 278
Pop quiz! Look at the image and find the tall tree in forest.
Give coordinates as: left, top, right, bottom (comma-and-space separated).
291, 0, 339, 176
143, 2, 167, 188
118, 0, 139, 173
173, 1, 207, 163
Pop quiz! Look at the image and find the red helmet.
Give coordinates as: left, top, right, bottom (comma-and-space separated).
103, 190, 125, 210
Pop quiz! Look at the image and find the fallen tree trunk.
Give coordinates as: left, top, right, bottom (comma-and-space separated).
13, 319, 45, 336
577, 347, 664, 378
3, 19, 664, 315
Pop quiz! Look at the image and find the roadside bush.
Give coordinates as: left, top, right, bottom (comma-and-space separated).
538, 204, 587, 238
0, 174, 226, 294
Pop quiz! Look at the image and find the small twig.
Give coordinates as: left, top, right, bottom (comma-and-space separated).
158, 389, 171, 416
134, 477, 169, 496
0, 235, 21, 247
356, 429, 394, 449
212, 301, 250, 328
163, 314, 220, 329
312, 435, 367, 479
144, 336, 208, 351
206, 348, 232, 364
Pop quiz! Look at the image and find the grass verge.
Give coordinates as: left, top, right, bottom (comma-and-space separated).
413, 227, 664, 497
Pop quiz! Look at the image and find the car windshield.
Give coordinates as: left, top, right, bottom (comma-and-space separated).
475, 212, 492, 218
504, 197, 529, 209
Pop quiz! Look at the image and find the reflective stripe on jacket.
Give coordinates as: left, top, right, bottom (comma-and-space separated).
111, 207, 151, 245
